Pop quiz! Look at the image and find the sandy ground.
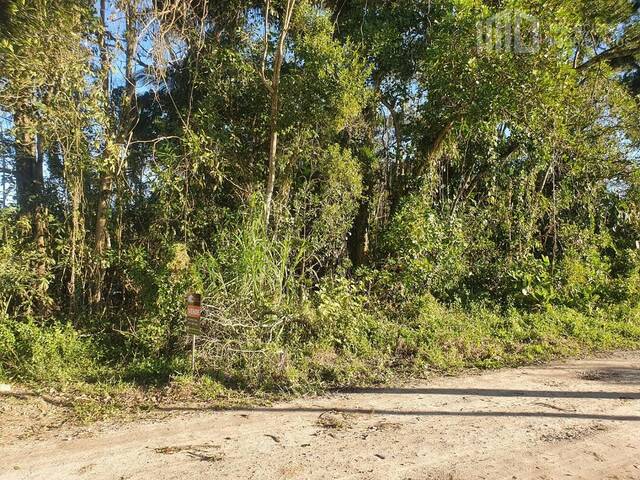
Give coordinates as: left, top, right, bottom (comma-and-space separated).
1, 352, 639, 480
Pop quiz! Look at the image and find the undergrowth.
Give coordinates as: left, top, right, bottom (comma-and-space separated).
2, 290, 639, 423
2, 203, 640, 422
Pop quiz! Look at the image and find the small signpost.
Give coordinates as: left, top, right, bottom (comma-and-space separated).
186, 293, 202, 371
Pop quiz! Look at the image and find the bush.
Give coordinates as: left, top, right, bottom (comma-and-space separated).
0, 209, 54, 317
381, 196, 469, 301
0, 314, 96, 384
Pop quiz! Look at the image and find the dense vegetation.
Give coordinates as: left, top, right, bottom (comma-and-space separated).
1, 0, 640, 402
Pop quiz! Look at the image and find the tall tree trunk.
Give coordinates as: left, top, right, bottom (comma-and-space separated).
262, 0, 296, 226
348, 105, 378, 268
348, 177, 372, 267
14, 111, 48, 298
94, 0, 138, 303
1, 148, 7, 208
34, 205, 47, 288
264, 93, 279, 226
93, 0, 111, 304
68, 172, 84, 314
14, 111, 40, 213
95, 171, 112, 255
381, 98, 404, 216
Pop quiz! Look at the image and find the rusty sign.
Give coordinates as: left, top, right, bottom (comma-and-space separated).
186, 293, 202, 335
187, 304, 201, 318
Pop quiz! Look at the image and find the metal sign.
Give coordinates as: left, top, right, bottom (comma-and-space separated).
186, 293, 202, 312
186, 293, 202, 372
186, 318, 201, 336
187, 305, 202, 318
186, 293, 202, 335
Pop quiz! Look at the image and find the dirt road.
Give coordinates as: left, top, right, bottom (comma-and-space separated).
1, 352, 639, 480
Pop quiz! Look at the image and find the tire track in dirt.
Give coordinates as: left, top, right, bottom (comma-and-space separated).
1, 352, 639, 480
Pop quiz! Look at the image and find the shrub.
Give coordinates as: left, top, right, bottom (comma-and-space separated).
0, 209, 54, 317
0, 314, 96, 384
381, 196, 469, 301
